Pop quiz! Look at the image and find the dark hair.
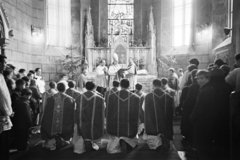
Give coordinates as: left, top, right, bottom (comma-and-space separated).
0, 54, 6, 63
29, 70, 35, 74
19, 69, 26, 73
16, 79, 26, 86
207, 63, 214, 70
30, 79, 37, 86
86, 81, 95, 91
220, 65, 230, 77
22, 76, 30, 83
113, 80, 120, 87
190, 69, 198, 83
135, 83, 143, 90
214, 59, 225, 67
196, 69, 210, 79
235, 53, 240, 61
187, 64, 198, 72
160, 78, 168, 86
21, 88, 32, 96
153, 78, 162, 87
68, 80, 76, 88
3, 68, 13, 78
7, 64, 15, 70
178, 68, 183, 72
210, 68, 225, 82
35, 68, 41, 72
57, 82, 66, 92
49, 81, 57, 89
27, 73, 33, 77
120, 79, 130, 88
6, 79, 15, 91
189, 58, 199, 66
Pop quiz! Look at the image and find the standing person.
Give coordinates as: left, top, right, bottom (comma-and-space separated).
134, 83, 146, 125
168, 68, 178, 91
231, 53, 240, 70
180, 69, 199, 147
108, 53, 121, 89
106, 79, 140, 154
179, 58, 199, 90
11, 79, 26, 111
29, 79, 42, 126
73, 82, 105, 154
76, 69, 88, 93
7, 64, 17, 80
126, 58, 137, 91
17, 69, 26, 79
95, 60, 108, 95
13, 89, 33, 152
0, 55, 13, 160
27, 72, 35, 80
41, 82, 75, 150
190, 70, 212, 159
208, 69, 232, 160
225, 67, 240, 91
35, 68, 45, 94
142, 79, 173, 152
65, 80, 81, 100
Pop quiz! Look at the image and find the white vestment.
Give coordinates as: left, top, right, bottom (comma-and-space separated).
95, 66, 108, 88
0, 73, 13, 132
108, 64, 121, 89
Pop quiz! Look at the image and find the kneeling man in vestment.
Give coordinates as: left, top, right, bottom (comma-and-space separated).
73, 82, 105, 154
142, 79, 173, 153
106, 79, 140, 154
41, 82, 75, 150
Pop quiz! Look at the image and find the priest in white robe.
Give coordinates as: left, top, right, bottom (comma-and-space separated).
126, 58, 137, 91
108, 53, 121, 89
95, 60, 108, 95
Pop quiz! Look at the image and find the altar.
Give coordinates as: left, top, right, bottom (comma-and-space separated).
84, 7, 157, 93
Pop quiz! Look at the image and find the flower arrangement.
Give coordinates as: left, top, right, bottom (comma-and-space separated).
62, 54, 84, 80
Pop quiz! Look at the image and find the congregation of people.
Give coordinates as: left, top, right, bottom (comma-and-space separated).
1, 52, 240, 160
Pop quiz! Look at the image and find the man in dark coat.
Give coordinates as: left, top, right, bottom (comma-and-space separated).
181, 69, 199, 146
14, 89, 33, 152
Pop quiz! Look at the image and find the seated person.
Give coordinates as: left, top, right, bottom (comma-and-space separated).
41, 82, 75, 151
73, 82, 105, 154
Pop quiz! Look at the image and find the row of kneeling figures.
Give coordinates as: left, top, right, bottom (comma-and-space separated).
41, 79, 174, 154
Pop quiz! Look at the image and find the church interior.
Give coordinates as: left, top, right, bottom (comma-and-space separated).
0, 0, 240, 160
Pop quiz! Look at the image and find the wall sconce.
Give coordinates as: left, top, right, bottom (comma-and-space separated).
224, 27, 232, 36
31, 25, 41, 36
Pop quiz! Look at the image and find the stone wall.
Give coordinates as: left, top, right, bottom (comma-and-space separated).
153, 0, 232, 75
2, 0, 88, 90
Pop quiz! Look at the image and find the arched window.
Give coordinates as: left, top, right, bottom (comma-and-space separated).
108, 0, 134, 45
173, 0, 192, 47
46, 0, 71, 47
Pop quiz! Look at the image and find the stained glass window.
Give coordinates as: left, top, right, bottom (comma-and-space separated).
173, 0, 192, 47
108, 0, 134, 46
